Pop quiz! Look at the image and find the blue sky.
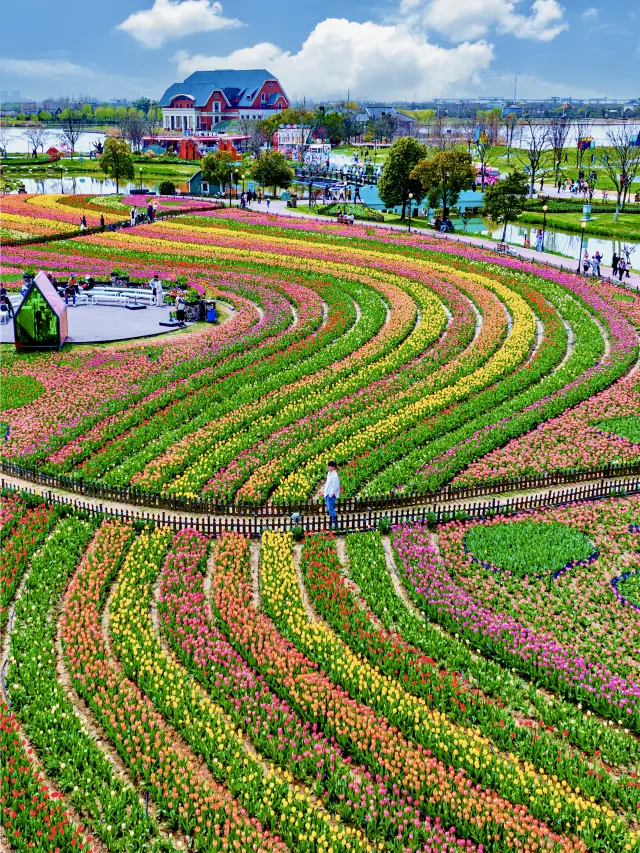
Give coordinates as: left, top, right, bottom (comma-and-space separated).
1, 0, 638, 103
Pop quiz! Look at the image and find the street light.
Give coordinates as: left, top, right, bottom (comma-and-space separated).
139, 167, 143, 190
576, 220, 587, 274
241, 173, 246, 193
541, 204, 548, 251
408, 192, 414, 233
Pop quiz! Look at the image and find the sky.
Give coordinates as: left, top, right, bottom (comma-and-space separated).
1, 0, 639, 104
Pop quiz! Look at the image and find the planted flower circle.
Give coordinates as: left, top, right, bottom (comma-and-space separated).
464, 519, 597, 578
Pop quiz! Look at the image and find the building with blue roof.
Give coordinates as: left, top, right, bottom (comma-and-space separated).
159, 69, 289, 133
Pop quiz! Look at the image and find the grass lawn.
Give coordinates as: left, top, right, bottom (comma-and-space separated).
519, 210, 640, 241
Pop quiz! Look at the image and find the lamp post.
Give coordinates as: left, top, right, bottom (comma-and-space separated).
241, 173, 246, 194
541, 204, 548, 251
139, 167, 143, 190
60, 166, 64, 193
576, 220, 587, 274
408, 192, 414, 233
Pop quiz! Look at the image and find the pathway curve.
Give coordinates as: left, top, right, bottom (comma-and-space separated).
256, 199, 640, 290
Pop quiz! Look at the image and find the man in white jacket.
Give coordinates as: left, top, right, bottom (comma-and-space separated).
323, 460, 340, 530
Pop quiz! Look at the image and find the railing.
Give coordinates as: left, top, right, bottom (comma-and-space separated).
2, 459, 640, 518
2, 475, 638, 536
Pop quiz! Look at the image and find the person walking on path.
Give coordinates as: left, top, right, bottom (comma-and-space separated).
591, 254, 600, 277
100, 214, 105, 232
618, 258, 626, 281
130, 206, 137, 227
582, 250, 590, 275
612, 252, 619, 277
149, 274, 163, 306
324, 460, 341, 531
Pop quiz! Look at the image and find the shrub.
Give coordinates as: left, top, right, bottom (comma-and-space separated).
158, 180, 176, 195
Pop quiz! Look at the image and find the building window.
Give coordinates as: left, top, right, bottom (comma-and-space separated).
261, 93, 266, 102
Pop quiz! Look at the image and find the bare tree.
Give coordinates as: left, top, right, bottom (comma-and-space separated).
23, 123, 51, 155
548, 116, 571, 182
458, 117, 478, 155
428, 115, 454, 152
0, 125, 11, 157
373, 112, 397, 144
144, 107, 163, 144
236, 118, 270, 156
335, 100, 360, 144
502, 113, 519, 163
58, 110, 88, 153
119, 111, 147, 151
476, 129, 494, 190
602, 123, 640, 216
516, 118, 551, 197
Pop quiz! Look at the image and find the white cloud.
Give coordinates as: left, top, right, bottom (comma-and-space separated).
0, 58, 98, 80
174, 18, 494, 101
581, 7, 599, 18
117, 0, 242, 49
403, 0, 567, 42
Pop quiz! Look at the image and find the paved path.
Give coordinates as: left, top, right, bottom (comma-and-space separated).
246, 199, 640, 291
3, 471, 640, 534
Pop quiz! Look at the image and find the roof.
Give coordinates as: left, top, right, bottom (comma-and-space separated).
160, 69, 284, 108
359, 106, 415, 122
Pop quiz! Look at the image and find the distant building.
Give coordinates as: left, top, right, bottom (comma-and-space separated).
159, 69, 289, 133
501, 104, 523, 118
355, 106, 416, 138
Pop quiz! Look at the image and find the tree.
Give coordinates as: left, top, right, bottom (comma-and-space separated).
573, 117, 594, 167
39, 110, 53, 122
202, 150, 238, 201
378, 136, 428, 219
236, 118, 270, 156
58, 109, 88, 153
23, 124, 51, 155
119, 109, 147, 151
372, 112, 397, 144
602, 123, 640, 215
476, 129, 494, 190
548, 116, 571, 182
335, 100, 361, 144
411, 150, 475, 219
502, 113, 519, 163
427, 115, 454, 152
482, 171, 529, 241
516, 118, 550, 197
145, 106, 164, 143
133, 97, 153, 113
99, 137, 134, 193
158, 180, 175, 195
251, 151, 294, 195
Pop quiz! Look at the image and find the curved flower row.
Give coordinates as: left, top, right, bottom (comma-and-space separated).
394, 498, 640, 728
210, 529, 583, 852
159, 527, 474, 852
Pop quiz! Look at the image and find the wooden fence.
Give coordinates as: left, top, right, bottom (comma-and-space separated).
3, 459, 640, 518
3, 475, 638, 537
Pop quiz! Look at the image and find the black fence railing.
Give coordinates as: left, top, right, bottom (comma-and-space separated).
2, 459, 640, 518
2, 476, 638, 537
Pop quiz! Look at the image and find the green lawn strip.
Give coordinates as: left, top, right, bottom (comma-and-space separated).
8, 517, 173, 852
520, 210, 640, 241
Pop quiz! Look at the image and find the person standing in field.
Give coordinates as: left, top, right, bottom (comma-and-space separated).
324, 460, 340, 530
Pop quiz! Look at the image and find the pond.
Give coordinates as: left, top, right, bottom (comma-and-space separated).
479, 219, 639, 265
4, 175, 191, 195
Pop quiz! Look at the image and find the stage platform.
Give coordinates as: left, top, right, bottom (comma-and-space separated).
0, 302, 189, 346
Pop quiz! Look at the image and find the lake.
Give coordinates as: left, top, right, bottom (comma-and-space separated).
2, 126, 107, 154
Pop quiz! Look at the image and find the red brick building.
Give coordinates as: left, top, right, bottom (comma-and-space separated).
159, 69, 289, 133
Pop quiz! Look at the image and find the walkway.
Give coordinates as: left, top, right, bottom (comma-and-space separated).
255, 199, 640, 291
3, 470, 640, 536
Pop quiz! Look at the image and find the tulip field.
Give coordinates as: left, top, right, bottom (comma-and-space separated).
2, 194, 640, 500
3, 194, 640, 852
4, 490, 640, 852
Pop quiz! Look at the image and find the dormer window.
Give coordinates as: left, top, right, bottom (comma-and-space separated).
261, 93, 266, 102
